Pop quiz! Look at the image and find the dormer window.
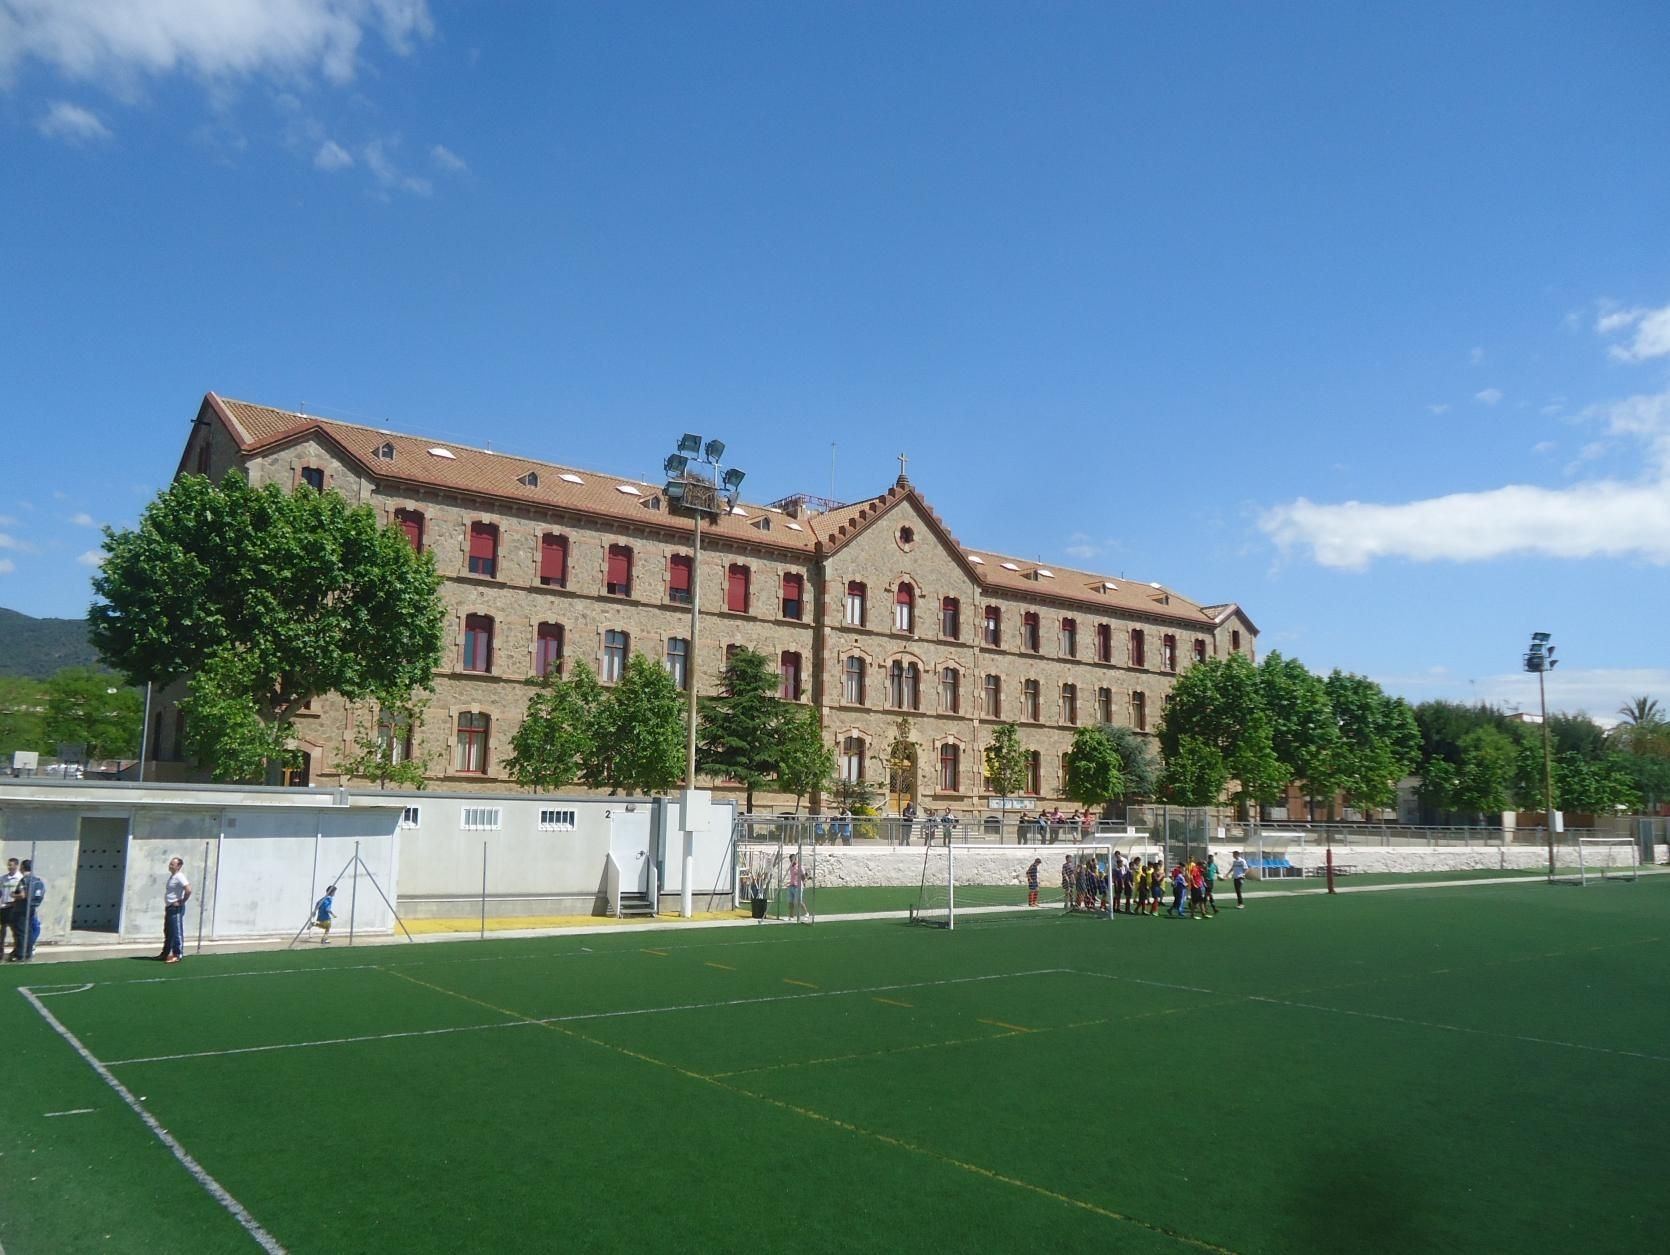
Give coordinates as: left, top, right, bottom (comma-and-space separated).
376, 442, 396, 461
518, 470, 540, 488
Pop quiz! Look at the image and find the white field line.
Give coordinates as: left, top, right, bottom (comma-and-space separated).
1244, 994, 1670, 1064
43, 1108, 97, 1117
103, 968, 1070, 1068
20, 987, 287, 1254
32, 983, 95, 996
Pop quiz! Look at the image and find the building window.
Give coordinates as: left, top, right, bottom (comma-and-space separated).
195, 443, 210, 474
940, 667, 960, 714
394, 508, 425, 551
1061, 753, 1072, 795
539, 809, 577, 831
1162, 634, 1178, 672
1097, 687, 1113, 724
669, 554, 692, 605
842, 736, 866, 783
463, 614, 494, 673
456, 713, 490, 774
666, 637, 689, 689
1096, 623, 1112, 663
603, 629, 629, 683
300, 466, 324, 491
726, 563, 750, 613
1022, 679, 1041, 722
377, 707, 414, 766
462, 805, 502, 830
941, 596, 960, 639
1022, 612, 1041, 653
399, 806, 421, 829
1232, 629, 1242, 651
1131, 690, 1147, 732
539, 534, 569, 587
983, 605, 1001, 646
888, 660, 920, 710
843, 656, 866, 704
894, 583, 915, 632
1130, 629, 1146, 668
1025, 751, 1041, 796
1060, 618, 1077, 658
846, 581, 867, 626
939, 743, 960, 793
782, 573, 803, 620
780, 651, 802, 700
535, 623, 564, 678
606, 545, 633, 596
468, 522, 499, 577
1062, 683, 1077, 725
983, 674, 1001, 718
1194, 638, 1208, 664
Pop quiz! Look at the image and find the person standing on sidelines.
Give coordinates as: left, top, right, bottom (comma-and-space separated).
787, 853, 810, 923
161, 856, 191, 963
1229, 851, 1249, 909
1204, 853, 1221, 915
8, 861, 45, 961
1026, 858, 1042, 907
0, 858, 20, 951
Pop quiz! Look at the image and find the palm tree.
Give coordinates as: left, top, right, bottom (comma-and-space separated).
1617, 696, 1664, 728
1610, 696, 1669, 763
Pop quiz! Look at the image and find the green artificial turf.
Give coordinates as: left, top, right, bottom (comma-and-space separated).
4, 875, 1666, 1254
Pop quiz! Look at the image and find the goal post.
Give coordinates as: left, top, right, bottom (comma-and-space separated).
1551, 837, 1640, 886
910, 843, 1117, 928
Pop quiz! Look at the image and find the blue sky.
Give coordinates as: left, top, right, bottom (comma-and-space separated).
3, 1, 1667, 722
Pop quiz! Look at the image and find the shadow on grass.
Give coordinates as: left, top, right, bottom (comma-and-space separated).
1285, 1140, 1430, 1254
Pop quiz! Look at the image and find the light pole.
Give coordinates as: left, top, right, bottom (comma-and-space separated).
1524, 631, 1559, 877
664, 435, 745, 917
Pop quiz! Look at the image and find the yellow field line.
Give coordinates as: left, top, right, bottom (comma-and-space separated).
872, 996, 912, 1008
782, 978, 818, 989
977, 1017, 1033, 1034
383, 968, 1244, 1254
705, 961, 736, 971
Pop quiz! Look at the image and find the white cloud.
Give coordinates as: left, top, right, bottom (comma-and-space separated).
1469, 346, 1485, 366
0, 558, 14, 575
69, 511, 97, 527
0, 514, 14, 526
1426, 403, 1450, 416
1474, 388, 1503, 406
1374, 666, 1670, 728
0, 1, 434, 89
0, 533, 19, 549
363, 139, 430, 196
313, 139, 352, 170
76, 549, 104, 568
36, 100, 111, 143
1597, 303, 1670, 363
1531, 440, 1556, 455
1062, 532, 1098, 561
430, 143, 467, 173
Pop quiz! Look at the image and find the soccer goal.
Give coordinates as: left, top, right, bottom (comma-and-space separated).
1551, 837, 1640, 886
910, 843, 1116, 928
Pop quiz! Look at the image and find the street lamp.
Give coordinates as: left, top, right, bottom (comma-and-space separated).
664, 434, 745, 917
1524, 631, 1559, 878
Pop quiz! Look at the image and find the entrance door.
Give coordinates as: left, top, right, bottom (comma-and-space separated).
608, 809, 652, 895
73, 817, 129, 931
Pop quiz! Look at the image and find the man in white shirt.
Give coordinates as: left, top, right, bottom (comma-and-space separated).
161, 857, 192, 963
1229, 851, 1249, 909
0, 858, 20, 942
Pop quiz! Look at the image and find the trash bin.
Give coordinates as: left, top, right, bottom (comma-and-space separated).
750, 896, 768, 920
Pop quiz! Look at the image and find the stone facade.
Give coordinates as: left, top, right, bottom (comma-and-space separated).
155, 394, 1258, 812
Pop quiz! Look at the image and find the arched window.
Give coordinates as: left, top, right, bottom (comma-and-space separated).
1061, 683, 1077, 725
539, 534, 569, 587
842, 736, 866, 783
606, 545, 633, 596
781, 573, 804, 619
846, 581, 867, 626
1162, 634, 1178, 672
456, 712, 490, 774
888, 661, 921, 710
843, 656, 866, 704
1096, 623, 1112, 663
666, 638, 689, 689
903, 662, 920, 710
468, 522, 499, 576
394, 508, 424, 551
940, 667, 960, 714
1060, 618, 1077, 658
727, 563, 751, 613
983, 674, 1001, 718
669, 554, 692, 604
463, 614, 494, 673
603, 629, 629, 682
1130, 629, 1146, 668
535, 623, 563, 678
983, 606, 1001, 646
939, 743, 960, 792
1022, 612, 1041, 653
941, 596, 960, 639
1025, 751, 1041, 796
780, 651, 802, 700
894, 583, 915, 632
1022, 679, 1041, 722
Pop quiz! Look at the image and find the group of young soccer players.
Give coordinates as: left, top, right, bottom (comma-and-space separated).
1041, 851, 1231, 918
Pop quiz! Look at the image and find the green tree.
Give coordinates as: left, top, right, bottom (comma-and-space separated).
1258, 652, 1341, 819
1453, 727, 1518, 820
1161, 735, 1230, 807
589, 654, 685, 795
1324, 671, 1421, 817
1099, 723, 1159, 800
776, 708, 836, 812
697, 647, 785, 812
41, 667, 143, 762
1063, 725, 1124, 812
1554, 752, 1640, 816
0, 675, 48, 758
337, 694, 432, 791
1227, 712, 1287, 816
90, 472, 445, 782
1417, 755, 1459, 814
1157, 653, 1263, 763
983, 721, 1029, 808
505, 664, 602, 792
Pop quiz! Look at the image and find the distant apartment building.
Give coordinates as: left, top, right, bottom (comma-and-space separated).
157, 393, 1257, 810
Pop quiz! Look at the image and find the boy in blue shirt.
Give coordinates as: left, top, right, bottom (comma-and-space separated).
311, 885, 337, 944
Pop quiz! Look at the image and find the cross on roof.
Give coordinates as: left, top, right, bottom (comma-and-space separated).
897, 451, 909, 483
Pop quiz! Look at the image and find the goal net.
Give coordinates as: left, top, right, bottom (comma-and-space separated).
910, 843, 1116, 928
1551, 837, 1640, 886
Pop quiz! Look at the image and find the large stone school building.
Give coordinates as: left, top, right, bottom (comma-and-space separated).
160, 392, 1257, 813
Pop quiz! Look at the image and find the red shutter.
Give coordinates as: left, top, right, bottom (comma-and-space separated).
397, 510, 423, 550
727, 565, 748, 612
670, 555, 691, 593
896, 585, 912, 605
540, 535, 567, 583
607, 546, 630, 587
469, 523, 496, 562
782, 573, 802, 601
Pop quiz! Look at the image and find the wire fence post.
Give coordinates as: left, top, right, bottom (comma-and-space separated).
195, 838, 210, 955
348, 840, 359, 946
480, 841, 488, 941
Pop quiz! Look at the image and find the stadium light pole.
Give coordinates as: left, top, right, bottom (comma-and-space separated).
665, 436, 745, 918
1523, 632, 1559, 878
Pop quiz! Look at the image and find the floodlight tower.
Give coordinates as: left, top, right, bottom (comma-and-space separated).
1523, 631, 1559, 877
664, 435, 746, 917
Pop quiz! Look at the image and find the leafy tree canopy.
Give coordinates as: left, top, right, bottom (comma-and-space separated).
1160, 735, 1229, 807
506, 664, 602, 792
590, 654, 686, 796
42, 667, 142, 762
983, 721, 1029, 801
776, 707, 836, 812
697, 646, 786, 811
1063, 725, 1124, 810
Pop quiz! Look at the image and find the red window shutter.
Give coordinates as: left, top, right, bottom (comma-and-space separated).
727, 565, 748, 612
540, 535, 567, 583
670, 555, 691, 593
896, 585, 912, 604
469, 524, 496, 562
397, 510, 423, 550
783, 573, 802, 601
607, 546, 631, 587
